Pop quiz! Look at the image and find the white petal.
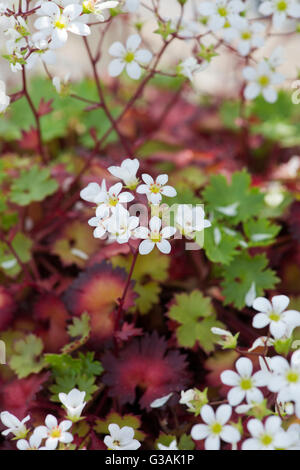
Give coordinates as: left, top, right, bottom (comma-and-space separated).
109, 41, 126, 57
271, 295, 289, 314
126, 33, 141, 51
191, 424, 210, 440
216, 404, 232, 425
160, 186, 177, 197
262, 86, 277, 104
156, 174, 168, 186
134, 226, 150, 239
80, 182, 101, 202
139, 239, 155, 255
258, 1, 273, 15
126, 61, 141, 80
242, 66, 257, 81
246, 388, 264, 404
64, 4, 82, 21
247, 418, 264, 438
142, 174, 154, 185
45, 414, 57, 430
161, 226, 176, 239
227, 387, 245, 406
135, 49, 152, 65
156, 239, 171, 254
205, 434, 220, 450
68, 22, 90, 37
253, 297, 272, 313
201, 405, 215, 425
118, 192, 134, 203
253, 313, 270, 329
109, 59, 125, 77
269, 320, 286, 338
220, 425, 240, 444
236, 357, 253, 376
244, 82, 260, 100
221, 370, 240, 386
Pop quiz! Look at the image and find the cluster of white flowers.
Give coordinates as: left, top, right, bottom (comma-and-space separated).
183, 293, 300, 450
81, 158, 211, 255
0, 388, 86, 450
1, 0, 298, 113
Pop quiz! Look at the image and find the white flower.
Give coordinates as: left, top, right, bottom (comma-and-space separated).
224, 18, 265, 56
259, 0, 300, 28
221, 357, 269, 406
248, 336, 274, 352
88, 207, 110, 238
264, 182, 284, 207
26, 38, 56, 70
95, 181, 134, 216
82, 0, 118, 20
106, 207, 139, 244
150, 393, 173, 408
104, 423, 141, 450
243, 59, 284, 103
198, 0, 245, 32
0, 412, 30, 439
34, 2, 90, 47
191, 404, 240, 450
135, 216, 176, 255
178, 57, 208, 82
175, 205, 211, 238
137, 174, 176, 205
157, 439, 178, 450
123, 0, 140, 12
34, 415, 73, 450
52, 73, 70, 94
179, 389, 196, 409
80, 180, 106, 203
252, 295, 300, 339
108, 158, 140, 189
108, 34, 152, 80
58, 388, 87, 420
17, 433, 44, 450
267, 352, 300, 403
242, 416, 283, 450
0, 80, 10, 113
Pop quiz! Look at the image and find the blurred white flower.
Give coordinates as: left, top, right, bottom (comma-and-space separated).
0, 80, 10, 113
243, 59, 284, 103
108, 34, 152, 80
0, 412, 30, 439
104, 423, 141, 450
259, 0, 300, 28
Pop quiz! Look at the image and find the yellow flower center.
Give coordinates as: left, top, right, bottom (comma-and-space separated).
54, 16, 67, 29
113, 440, 120, 446
260, 434, 273, 446
150, 231, 161, 243
150, 183, 161, 194
240, 377, 253, 390
241, 31, 251, 40
269, 311, 280, 322
286, 370, 299, 384
109, 196, 119, 207
277, 0, 287, 11
218, 7, 227, 16
124, 52, 135, 63
50, 427, 61, 438
258, 75, 270, 87
211, 422, 222, 435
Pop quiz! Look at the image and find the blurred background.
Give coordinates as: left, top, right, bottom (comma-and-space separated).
0, 0, 298, 96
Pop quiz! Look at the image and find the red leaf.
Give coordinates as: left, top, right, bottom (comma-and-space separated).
19, 127, 39, 151
37, 98, 53, 117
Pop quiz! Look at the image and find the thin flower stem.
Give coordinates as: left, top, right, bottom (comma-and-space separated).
83, 36, 133, 155
114, 248, 139, 334
22, 66, 47, 163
